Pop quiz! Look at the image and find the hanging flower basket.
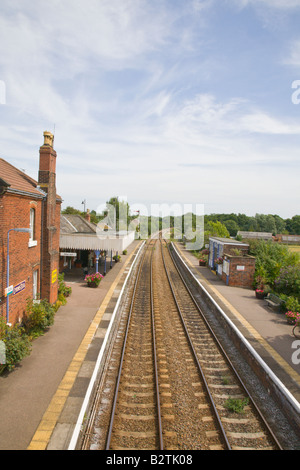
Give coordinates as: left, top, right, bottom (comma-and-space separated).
85, 272, 104, 288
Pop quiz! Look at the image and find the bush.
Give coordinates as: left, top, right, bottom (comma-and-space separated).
23, 298, 56, 338
274, 265, 300, 298
285, 296, 300, 312
251, 240, 300, 289
58, 273, 72, 297
0, 317, 31, 372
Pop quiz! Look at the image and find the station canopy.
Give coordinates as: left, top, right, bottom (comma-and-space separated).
60, 214, 135, 253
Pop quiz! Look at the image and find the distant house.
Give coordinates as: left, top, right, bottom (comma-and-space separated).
276, 234, 300, 245
208, 237, 255, 288
237, 231, 273, 241
208, 237, 250, 269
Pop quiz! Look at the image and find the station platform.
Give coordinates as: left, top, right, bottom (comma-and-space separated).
0, 240, 143, 450
0, 239, 299, 450
174, 242, 300, 405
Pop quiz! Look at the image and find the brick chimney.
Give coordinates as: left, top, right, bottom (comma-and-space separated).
39, 131, 61, 304
38, 131, 56, 191
85, 208, 91, 222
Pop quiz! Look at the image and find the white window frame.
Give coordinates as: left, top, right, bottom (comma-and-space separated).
29, 207, 37, 247
33, 270, 38, 300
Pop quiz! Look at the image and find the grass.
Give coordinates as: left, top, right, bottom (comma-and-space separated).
224, 397, 249, 414
287, 245, 300, 253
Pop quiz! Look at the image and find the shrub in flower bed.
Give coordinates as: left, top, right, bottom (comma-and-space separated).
23, 298, 56, 338
0, 316, 32, 373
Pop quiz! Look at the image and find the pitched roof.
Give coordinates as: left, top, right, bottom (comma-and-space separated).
0, 158, 44, 197
237, 231, 273, 240
60, 214, 97, 234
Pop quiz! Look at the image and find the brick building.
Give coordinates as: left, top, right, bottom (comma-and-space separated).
208, 237, 256, 288
0, 131, 62, 324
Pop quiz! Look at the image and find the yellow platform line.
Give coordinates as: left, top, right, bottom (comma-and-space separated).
178, 246, 300, 388
27, 244, 141, 450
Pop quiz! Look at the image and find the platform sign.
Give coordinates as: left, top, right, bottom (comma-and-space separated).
5, 286, 13, 297
236, 265, 245, 271
13, 281, 26, 296
60, 252, 77, 257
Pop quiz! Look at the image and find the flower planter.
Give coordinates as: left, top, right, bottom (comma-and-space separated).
199, 261, 206, 266
255, 291, 265, 299
87, 281, 98, 288
85, 272, 104, 288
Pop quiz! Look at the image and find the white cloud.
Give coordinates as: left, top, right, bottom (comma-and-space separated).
0, 0, 299, 218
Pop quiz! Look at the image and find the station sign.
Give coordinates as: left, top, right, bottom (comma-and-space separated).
4, 286, 13, 297
13, 281, 26, 296
60, 252, 77, 257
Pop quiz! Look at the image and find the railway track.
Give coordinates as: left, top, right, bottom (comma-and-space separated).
80, 238, 282, 450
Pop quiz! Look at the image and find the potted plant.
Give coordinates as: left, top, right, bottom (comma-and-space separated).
199, 258, 207, 266
84, 272, 104, 288
254, 279, 270, 299
113, 255, 121, 262
255, 289, 265, 299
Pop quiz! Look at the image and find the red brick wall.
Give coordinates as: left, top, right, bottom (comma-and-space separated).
0, 137, 61, 324
222, 255, 256, 288
0, 192, 42, 324
40, 195, 61, 304
38, 143, 61, 305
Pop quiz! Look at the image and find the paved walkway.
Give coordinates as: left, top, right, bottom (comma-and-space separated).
0, 239, 299, 450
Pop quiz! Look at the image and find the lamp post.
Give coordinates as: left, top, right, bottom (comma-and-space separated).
6, 228, 31, 324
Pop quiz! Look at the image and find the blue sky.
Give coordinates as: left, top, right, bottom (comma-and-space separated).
0, 0, 299, 218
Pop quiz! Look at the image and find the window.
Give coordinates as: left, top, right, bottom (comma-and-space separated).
33, 270, 38, 300
29, 208, 37, 247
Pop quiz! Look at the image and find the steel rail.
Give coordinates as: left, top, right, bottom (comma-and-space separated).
105, 240, 163, 450
159, 239, 232, 450
150, 240, 164, 450
167, 240, 283, 450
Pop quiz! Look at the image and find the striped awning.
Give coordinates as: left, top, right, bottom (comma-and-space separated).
60, 231, 135, 252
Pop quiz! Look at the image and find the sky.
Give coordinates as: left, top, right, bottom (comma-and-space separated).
0, 0, 300, 218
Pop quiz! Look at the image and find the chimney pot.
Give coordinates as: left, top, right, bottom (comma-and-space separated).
43, 131, 54, 147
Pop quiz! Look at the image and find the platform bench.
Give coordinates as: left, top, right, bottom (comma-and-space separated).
265, 293, 284, 312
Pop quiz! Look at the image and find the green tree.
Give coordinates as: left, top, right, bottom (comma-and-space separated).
251, 240, 300, 288
62, 206, 82, 215
204, 221, 230, 245
286, 215, 300, 234
223, 219, 240, 237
